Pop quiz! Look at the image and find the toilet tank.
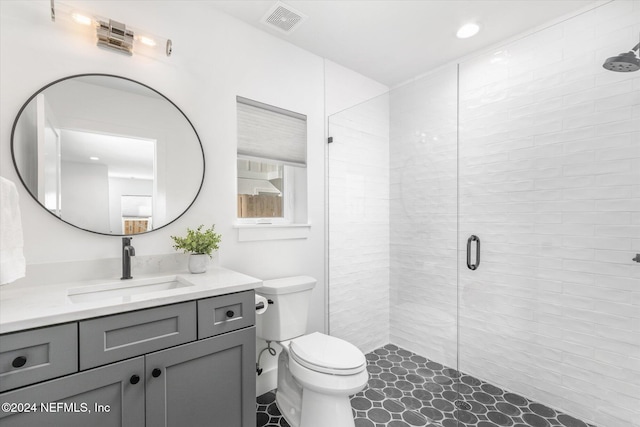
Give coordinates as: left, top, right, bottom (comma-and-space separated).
256, 276, 316, 342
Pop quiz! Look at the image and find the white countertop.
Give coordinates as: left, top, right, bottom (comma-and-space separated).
0, 267, 262, 334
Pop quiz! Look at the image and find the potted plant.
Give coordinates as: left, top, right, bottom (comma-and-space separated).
170, 225, 222, 273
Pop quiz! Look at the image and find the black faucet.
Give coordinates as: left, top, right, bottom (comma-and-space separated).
121, 237, 136, 280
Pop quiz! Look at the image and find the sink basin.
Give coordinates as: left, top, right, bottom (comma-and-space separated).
67, 275, 194, 303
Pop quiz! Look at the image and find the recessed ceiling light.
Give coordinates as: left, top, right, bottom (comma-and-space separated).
457, 23, 480, 39
89, 156, 99, 161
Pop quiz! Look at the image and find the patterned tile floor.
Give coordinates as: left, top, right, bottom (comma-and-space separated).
257, 344, 598, 427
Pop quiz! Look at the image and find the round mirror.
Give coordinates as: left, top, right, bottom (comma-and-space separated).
11, 74, 205, 236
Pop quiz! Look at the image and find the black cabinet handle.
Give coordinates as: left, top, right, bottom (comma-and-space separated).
226, 310, 235, 318
466, 235, 480, 271
152, 368, 162, 378
130, 374, 140, 385
12, 356, 27, 368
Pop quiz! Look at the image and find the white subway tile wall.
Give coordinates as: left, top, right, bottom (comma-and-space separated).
328, 94, 390, 353
457, 1, 639, 427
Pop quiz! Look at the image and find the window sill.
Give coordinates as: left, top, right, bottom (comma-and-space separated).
233, 223, 311, 242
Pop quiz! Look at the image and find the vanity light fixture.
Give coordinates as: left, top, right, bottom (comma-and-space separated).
456, 22, 480, 39
50, 0, 172, 57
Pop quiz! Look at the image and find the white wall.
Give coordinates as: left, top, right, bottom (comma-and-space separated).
324, 60, 389, 117
60, 161, 110, 232
12, 101, 38, 192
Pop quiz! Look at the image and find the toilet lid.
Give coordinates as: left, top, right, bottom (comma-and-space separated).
289, 332, 366, 375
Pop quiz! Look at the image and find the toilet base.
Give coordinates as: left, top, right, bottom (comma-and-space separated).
277, 387, 356, 427
299, 388, 355, 427
276, 350, 302, 427
276, 390, 301, 427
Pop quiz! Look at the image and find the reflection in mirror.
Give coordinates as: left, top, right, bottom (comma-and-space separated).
122, 195, 153, 233
11, 74, 204, 235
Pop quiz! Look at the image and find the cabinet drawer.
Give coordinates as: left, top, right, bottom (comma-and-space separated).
79, 301, 196, 370
0, 323, 77, 392
198, 291, 255, 339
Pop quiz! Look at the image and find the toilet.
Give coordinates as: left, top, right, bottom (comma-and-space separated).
256, 276, 368, 427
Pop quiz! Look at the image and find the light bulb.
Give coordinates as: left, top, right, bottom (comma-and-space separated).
71, 12, 93, 26
138, 36, 157, 47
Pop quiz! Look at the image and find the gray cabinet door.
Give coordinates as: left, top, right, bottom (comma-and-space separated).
145, 327, 256, 427
0, 356, 144, 427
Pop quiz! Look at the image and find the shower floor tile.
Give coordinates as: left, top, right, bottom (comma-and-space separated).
256, 344, 598, 427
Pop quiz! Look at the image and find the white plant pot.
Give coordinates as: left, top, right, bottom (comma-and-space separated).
188, 254, 209, 274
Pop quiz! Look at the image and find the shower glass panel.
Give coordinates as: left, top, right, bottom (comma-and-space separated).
328, 65, 460, 426
328, 93, 391, 353
457, 2, 640, 427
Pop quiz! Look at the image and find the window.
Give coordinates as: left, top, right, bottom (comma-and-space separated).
121, 195, 152, 234
236, 96, 307, 224
237, 159, 283, 218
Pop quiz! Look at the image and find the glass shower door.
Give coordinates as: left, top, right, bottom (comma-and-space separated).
456, 2, 640, 427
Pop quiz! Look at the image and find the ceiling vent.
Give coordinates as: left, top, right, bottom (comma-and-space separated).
261, 1, 307, 34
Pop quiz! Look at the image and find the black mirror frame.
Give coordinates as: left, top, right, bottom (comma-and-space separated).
10, 73, 206, 237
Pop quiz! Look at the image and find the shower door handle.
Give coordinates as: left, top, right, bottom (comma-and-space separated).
466, 235, 480, 271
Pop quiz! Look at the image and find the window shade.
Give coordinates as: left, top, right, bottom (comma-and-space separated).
121, 195, 152, 217
237, 96, 307, 166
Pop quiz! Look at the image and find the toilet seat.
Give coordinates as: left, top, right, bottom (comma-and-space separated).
289, 332, 366, 376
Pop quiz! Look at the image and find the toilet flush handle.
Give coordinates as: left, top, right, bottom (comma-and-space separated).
255, 299, 274, 311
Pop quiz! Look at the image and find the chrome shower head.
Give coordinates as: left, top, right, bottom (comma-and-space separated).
603, 51, 640, 72
603, 40, 640, 72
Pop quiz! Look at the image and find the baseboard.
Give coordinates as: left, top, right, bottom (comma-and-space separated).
256, 366, 277, 396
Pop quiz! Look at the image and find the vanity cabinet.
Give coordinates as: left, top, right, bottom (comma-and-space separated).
0, 291, 256, 427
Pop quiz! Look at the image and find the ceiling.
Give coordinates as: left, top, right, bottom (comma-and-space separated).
209, 0, 599, 86
61, 129, 155, 180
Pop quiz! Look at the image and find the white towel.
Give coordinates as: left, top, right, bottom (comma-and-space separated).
1, 176, 26, 285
